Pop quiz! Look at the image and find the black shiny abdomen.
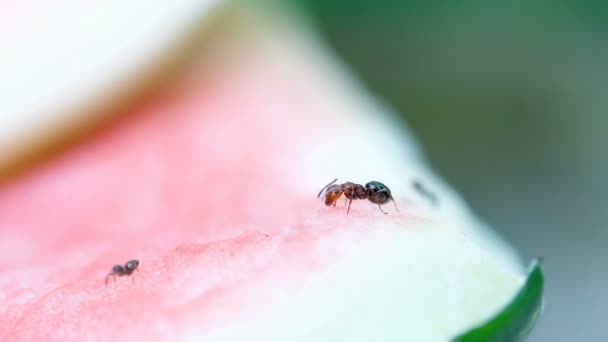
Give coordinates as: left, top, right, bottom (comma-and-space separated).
124, 260, 139, 274
365, 181, 391, 204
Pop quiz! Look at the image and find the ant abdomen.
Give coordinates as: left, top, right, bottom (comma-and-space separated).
365, 181, 392, 205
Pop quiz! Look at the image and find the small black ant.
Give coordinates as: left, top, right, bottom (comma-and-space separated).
105, 259, 139, 285
317, 178, 399, 214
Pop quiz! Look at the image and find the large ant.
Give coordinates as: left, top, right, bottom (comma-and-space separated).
105, 259, 139, 285
317, 178, 399, 214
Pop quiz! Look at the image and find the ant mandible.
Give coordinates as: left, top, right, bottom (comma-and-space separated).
105, 259, 139, 285
317, 178, 400, 214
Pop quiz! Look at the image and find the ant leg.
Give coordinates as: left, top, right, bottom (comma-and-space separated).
391, 196, 400, 213
376, 189, 400, 213
105, 273, 113, 286
347, 198, 353, 214
344, 197, 347, 207
105, 273, 117, 287
378, 205, 388, 214
318, 178, 338, 198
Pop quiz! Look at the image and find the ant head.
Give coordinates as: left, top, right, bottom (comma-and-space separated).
125, 259, 139, 272
365, 181, 392, 205
324, 185, 343, 206
318, 178, 338, 198
112, 265, 125, 274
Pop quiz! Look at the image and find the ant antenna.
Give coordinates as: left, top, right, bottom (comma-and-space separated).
317, 178, 338, 198
378, 205, 388, 214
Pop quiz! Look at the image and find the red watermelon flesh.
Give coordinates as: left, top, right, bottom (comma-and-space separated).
0, 6, 522, 341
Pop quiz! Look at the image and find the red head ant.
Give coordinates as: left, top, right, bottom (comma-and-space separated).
105, 259, 139, 285
317, 178, 399, 214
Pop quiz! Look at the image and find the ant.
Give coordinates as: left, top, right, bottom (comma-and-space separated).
105, 259, 139, 285
317, 178, 399, 214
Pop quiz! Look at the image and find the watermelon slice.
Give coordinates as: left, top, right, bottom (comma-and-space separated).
0, 3, 542, 341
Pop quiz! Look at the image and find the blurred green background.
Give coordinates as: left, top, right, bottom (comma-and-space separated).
300, 1, 608, 341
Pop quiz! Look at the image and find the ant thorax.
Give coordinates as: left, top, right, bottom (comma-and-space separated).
113, 265, 125, 274
341, 182, 367, 200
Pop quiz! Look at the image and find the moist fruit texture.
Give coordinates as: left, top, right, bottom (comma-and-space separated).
0, 6, 523, 341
